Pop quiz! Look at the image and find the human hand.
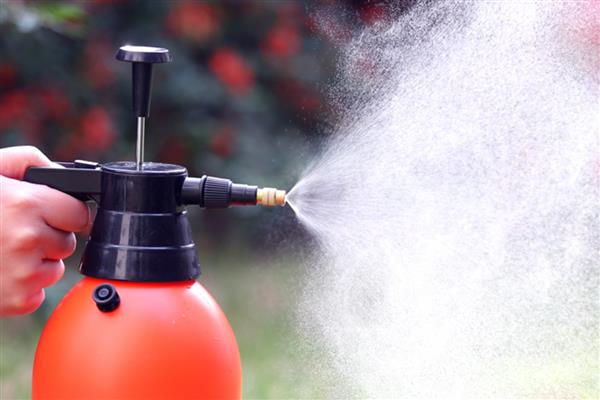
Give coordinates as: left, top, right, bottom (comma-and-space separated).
0, 146, 90, 316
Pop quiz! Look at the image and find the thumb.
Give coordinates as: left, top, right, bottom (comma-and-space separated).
0, 146, 54, 180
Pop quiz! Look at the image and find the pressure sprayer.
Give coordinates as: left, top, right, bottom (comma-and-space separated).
22, 46, 286, 399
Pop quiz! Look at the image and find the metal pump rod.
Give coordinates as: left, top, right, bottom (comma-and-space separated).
115, 45, 172, 170
136, 117, 145, 170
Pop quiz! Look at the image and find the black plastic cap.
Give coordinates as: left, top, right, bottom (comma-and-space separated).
92, 283, 120, 312
116, 45, 172, 118
116, 45, 172, 63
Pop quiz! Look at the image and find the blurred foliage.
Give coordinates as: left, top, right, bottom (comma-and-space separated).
0, 0, 409, 248
0, 1, 412, 397
0, 1, 332, 174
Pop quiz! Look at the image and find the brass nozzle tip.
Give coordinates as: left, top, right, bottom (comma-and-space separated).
257, 188, 286, 206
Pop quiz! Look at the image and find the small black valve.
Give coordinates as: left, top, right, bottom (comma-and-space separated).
92, 283, 121, 312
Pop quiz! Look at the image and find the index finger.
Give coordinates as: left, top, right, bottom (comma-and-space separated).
0, 146, 54, 180
33, 183, 91, 233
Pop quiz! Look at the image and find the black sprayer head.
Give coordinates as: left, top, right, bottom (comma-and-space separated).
22, 44, 287, 283
116, 45, 172, 118
79, 162, 200, 282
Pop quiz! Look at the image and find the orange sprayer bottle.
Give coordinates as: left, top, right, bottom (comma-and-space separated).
24, 46, 286, 399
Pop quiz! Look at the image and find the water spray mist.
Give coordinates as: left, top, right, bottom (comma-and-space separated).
288, 1, 599, 397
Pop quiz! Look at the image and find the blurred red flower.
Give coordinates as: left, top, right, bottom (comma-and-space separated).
210, 125, 234, 158
359, 4, 387, 25
276, 80, 320, 114
0, 63, 17, 88
208, 48, 255, 95
0, 88, 45, 143
0, 89, 28, 130
79, 107, 116, 152
262, 24, 301, 59
38, 87, 71, 120
166, 2, 221, 43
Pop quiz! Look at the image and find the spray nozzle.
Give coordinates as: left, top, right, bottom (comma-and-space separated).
256, 188, 287, 206
182, 176, 286, 208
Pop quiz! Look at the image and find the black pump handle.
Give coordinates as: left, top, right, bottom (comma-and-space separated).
24, 161, 101, 201
115, 45, 172, 118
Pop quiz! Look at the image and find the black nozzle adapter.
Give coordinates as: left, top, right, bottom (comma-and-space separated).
182, 176, 257, 208
116, 45, 172, 118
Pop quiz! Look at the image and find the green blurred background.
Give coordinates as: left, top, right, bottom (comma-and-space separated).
0, 0, 413, 398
